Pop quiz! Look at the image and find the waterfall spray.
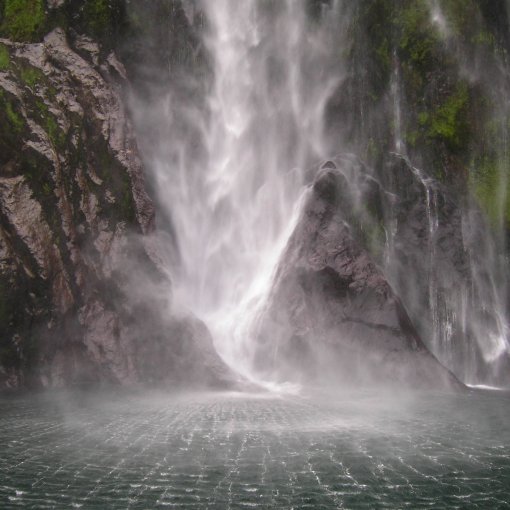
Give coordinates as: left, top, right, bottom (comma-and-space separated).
132, 0, 510, 388
141, 0, 345, 383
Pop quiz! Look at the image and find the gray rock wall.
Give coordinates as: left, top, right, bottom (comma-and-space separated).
252, 159, 462, 390
0, 27, 234, 390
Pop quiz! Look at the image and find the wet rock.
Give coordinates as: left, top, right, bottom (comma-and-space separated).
378, 153, 510, 385
0, 29, 234, 390
252, 160, 462, 390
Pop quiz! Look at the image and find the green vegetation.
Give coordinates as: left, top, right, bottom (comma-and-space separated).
470, 155, 510, 226
472, 30, 496, 47
1, 0, 46, 42
77, 0, 127, 48
0, 43, 10, 70
19, 64, 44, 88
32, 99, 65, 147
361, 219, 386, 261
356, 0, 507, 193
5, 99, 24, 132
427, 84, 470, 151
45, 115, 63, 146
0, 90, 25, 163
396, 0, 440, 71
83, 0, 112, 36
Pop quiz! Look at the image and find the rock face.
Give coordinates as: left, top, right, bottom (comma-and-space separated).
377, 154, 510, 385
0, 29, 234, 390
252, 158, 462, 389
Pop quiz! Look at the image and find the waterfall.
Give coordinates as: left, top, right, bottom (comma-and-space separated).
131, 0, 510, 388
142, 0, 345, 382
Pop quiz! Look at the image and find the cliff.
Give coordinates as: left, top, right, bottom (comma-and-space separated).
0, 1, 235, 389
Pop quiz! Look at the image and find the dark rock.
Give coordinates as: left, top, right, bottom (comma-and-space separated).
251, 161, 463, 390
0, 28, 236, 390
378, 153, 510, 385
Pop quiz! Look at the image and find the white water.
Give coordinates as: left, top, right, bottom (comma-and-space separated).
147, 0, 346, 382
132, 1, 510, 387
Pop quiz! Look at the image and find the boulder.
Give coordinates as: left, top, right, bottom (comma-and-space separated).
251, 160, 463, 390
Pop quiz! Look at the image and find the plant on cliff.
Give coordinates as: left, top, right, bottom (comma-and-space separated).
0, 42, 9, 69
471, 155, 510, 227
0, 0, 46, 42
426, 83, 470, 152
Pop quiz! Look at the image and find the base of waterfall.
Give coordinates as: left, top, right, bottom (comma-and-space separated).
1, 387, 509, 509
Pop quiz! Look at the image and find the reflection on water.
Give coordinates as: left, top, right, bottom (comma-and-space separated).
1, 388, 509, 508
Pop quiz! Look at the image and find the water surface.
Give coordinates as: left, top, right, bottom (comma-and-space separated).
1, 388, 509, 508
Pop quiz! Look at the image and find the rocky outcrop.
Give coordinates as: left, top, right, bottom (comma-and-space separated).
378, 153, 510, 385
251, 158, 462, 390
0, 28, 234, 390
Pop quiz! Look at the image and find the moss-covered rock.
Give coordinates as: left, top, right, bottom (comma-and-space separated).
0, 0, 46, 42
0, 28, 157, 388
0, 42, 10, 69
426, 82, 470, 152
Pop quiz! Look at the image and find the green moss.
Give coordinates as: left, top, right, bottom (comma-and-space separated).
81, 0, 126, 43
358, 1, 394, 98
0, 90, 25, 162
1, 0, 46, 42
19, 64, 44, 88
405, 130, 419, 148
31, 99, 65, 147
0, 43, 10, 70
427, 83, 470, 151
440, 0, 473, 34
34, 98, 48, 114
472, 30, 496, 47
470, 156, 510, 226
41, 181, 52, 195
83, 0, 111, 35
75, 127, 137, 225
22, 151, 64, 251
361, 220, 386, 260
395, 0, 440, 71
418, 111, 429, 125
46, 115, 65, 147
5, 100, 24, 132
375, 36, 391, 75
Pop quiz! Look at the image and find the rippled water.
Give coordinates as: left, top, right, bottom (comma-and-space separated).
1, 388, 510, 508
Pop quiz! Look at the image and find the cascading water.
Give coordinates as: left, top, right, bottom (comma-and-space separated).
132, 0, 510, 388
144, 0, 346, 383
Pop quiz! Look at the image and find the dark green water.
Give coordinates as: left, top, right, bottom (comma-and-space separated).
1, 388, 509, 509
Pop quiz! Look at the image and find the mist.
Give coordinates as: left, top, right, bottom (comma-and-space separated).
2, 0, 510, 507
